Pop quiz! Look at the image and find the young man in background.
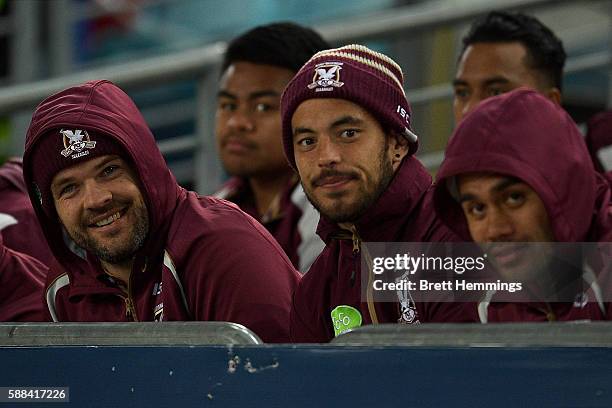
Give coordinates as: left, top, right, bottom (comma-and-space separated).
215, 22, 328, 272
452, 11, 565, 123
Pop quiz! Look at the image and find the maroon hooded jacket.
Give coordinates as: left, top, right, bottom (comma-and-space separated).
290, 157, 475, 343
22, 80, 301, 342
586, 110, 612, 184
0, 233, 47, 321
214, 176, 324, 273
0, 158, 53, 265
434, 88, 612, 322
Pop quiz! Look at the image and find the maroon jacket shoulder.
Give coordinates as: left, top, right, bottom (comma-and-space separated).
166, 192, 300, 342
0, 158, 53, 265
215, 177, 324, 273
0, 240, 47, 322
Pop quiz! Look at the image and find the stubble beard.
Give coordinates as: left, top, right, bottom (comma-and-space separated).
67, 203, 150, 265
303, 146, 395, 224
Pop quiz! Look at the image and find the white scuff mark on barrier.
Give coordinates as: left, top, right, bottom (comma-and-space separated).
226, 354, 280, 374
206, 382, 223, 401
209, 353, 280, 402
227, 355, 241, 374
243, 358, 279, 374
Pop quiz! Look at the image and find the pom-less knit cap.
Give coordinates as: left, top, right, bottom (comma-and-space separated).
281, 44, 418, 170
29, 128, 127, 216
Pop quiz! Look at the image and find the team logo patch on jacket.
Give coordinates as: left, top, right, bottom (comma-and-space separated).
60, 129, 97, 159
153, 302, 164, 322
397, 273, 420, 324
308, 62, 344, 92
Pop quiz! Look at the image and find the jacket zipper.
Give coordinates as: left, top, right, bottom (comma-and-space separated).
350, 226, 360, 254
347, 225, 379, 324
535, 303, 556, 322
125, 273, 138, 322
124, 270, 139, 321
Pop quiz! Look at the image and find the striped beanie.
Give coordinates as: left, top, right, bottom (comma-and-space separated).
281, 44, 418, 169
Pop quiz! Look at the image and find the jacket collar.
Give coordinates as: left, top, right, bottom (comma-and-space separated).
317, 156, 432, 243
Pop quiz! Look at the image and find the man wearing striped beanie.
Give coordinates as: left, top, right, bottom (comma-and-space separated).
281, 45, 473, 342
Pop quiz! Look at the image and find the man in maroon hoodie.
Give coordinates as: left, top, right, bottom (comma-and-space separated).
434, 88, 611, 322
281, 45, 472, 342
22, 80, 300, 342
214, 22, 328, 273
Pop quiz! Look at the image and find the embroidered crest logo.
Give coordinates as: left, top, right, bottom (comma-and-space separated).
573, 292, 588, 308
398, 303, 419, 324
397, 272, 420, 324
152, 282, 163, 296
60, 129, 96, 159
308, 62, 344, 92
153, 302, 164, 322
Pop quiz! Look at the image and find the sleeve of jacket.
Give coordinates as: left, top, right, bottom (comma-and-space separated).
0, 240, 47, 322
290, 284, 331, 343
289, 251, 336, 343
179, 205, 301, 343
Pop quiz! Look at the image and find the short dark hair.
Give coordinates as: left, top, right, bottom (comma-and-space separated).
460, 11, 566, 90
221, 22, 330, 74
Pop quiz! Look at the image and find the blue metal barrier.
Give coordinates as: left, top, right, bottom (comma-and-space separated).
3, 344, 611, 407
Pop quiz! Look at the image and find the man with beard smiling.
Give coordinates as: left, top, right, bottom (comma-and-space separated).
281, 45, 470, 342
22, 80, 300, 342
433, 88, 612, 322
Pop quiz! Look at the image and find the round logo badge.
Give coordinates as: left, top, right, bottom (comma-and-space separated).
330, 305, 362, 337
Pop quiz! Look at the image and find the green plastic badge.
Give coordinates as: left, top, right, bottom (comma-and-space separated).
331, 305, 362, 337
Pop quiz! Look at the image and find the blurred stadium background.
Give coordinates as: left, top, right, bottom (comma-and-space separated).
0, 0, 609, 193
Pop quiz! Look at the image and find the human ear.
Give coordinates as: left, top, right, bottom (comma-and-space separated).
388, 132, 410, 168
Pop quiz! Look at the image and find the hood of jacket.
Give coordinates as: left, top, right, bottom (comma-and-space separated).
434, 88, 608, 243
22, 80, 181, 281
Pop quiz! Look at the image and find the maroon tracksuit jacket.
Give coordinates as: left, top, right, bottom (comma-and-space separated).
434, 88, 612, 322
0, 234, 47, 321
290, 157, 476, 343
0, 158, 53, 265
214, 176, 324, 273
23, 80, 300, 342
585, 110, 612, 183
